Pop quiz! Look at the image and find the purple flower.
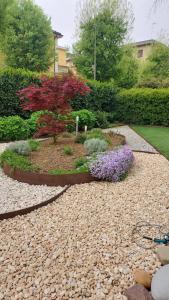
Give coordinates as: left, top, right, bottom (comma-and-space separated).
89, 146, 134, 182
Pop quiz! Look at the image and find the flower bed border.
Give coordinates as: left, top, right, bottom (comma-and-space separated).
3, 163, 95, 187
0, 185, 70, 221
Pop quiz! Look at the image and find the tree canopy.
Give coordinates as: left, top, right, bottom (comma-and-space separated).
73, 0, 133, 81
2, 0, 53, 72
142, 42, 169, 79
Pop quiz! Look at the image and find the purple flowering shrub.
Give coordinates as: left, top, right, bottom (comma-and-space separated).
89, 146, 134, 182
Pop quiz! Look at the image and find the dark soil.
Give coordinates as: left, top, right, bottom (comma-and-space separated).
31, 133, 125, 173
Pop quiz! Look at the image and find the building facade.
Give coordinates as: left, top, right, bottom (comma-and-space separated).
132, 39, 156, 61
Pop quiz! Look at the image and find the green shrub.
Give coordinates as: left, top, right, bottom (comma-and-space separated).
71, 80, 117, 113
86, 129, 112, 145
75, 133, 87, 144
74, 157, 88, 168
0, 116, 30, 141
84, 138, 108, 155
0, 150, 36, 171
71, 109, 96, 130
63, 146, 73, 155
7, 141, 31, 156
117, 88, 169, 126
27, 111, 47, 135
94, 111, 110, 129
28, 139, 40, 151
0, 68, 40, 118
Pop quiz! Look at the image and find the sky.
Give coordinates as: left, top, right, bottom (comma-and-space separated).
35, 0, 169, 48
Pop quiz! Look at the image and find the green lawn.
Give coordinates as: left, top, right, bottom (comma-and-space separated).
132, 126, 169, 160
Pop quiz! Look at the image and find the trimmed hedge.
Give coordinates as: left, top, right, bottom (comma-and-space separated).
0, 68, 40, 118
116, 88, 169, 126
0, 116, 30, 141
71, 80, 117, 113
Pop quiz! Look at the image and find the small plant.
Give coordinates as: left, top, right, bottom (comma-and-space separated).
75, 133, 87, 144
71, 109, 96, 130
49, 165, 89, 175
0, 150, 37, 171
89, 146, 134, 182
74, 157, 88, 168
7, 141, 31, 156
63, 146, 73, 155
84, 138, 108, 155
28, 139, 40, 151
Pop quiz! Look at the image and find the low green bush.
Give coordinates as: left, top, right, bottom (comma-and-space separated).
116, 88, 169, 125
0, 116, 30, 141
74, 157, 88, 168
28, 139, 40, 151
94, 111, 110, 129
27, 111, 47, 135
84, 138, 108, 155
71, 109, 96, 130
0, 150, 36, 171
86, 129, 112, 145
63, 146, 73, 155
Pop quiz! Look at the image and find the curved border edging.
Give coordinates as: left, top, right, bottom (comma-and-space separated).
3, 164, 95, 187
0, 185, 70, 221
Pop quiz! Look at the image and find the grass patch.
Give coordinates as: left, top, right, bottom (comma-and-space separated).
63, 146, 73, 155
74, 157, 88, 168
28, 139, 40, 151
49, 165, 89, 175
0, 150, 37, 171
132, 125, 169, 159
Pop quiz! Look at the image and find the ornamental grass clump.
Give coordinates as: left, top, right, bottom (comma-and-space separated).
89, 146, 134, 182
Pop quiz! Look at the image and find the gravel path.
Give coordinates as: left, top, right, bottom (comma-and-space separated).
0, 152, 169, 299
104, 126, 158, 153
0, 143, 65, 214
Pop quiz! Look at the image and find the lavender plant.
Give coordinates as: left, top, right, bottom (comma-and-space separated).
84, 138, 108, 155
89, 146, 134, 182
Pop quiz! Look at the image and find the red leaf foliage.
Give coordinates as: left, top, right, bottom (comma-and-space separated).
18, 75, 90, 113
18, 75, 90, 140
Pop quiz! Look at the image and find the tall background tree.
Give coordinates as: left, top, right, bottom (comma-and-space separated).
115, 45, 138, 88
2, 0, 53, 72
73, 0, 133, 81
141, 43, 169, 80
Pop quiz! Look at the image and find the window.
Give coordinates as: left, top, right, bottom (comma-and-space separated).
137, 49, 144, 58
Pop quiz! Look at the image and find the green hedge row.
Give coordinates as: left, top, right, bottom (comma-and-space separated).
0, 68, 40, 118
116, 88, 169, 126
71, 80, 118, 113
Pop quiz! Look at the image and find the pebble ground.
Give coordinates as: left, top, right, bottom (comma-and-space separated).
0, 153, 169, 299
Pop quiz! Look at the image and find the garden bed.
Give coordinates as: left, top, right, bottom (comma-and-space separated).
30, 133, 125, 173
1, 131, 126, 186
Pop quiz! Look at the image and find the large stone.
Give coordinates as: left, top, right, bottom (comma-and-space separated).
151, 264, 169, 300
156, 246, 169, 265
134, 269, 152, 289
125, 284, 154, 300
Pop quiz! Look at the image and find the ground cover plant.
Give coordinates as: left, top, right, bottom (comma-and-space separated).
132, 125, 169, 160
90, 146, 134, 182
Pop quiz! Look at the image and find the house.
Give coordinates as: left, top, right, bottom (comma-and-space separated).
132, 39, 156, 61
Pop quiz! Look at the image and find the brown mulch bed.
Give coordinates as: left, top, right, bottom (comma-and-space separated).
31, 133, 125, 173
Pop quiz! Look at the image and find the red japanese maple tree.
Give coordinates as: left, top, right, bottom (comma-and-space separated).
18, 75, 90, 143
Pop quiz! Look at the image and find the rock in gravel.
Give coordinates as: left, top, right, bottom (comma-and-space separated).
156, 246, 169, 265
151, 265, 169, 300
134, 269, 152, 289
125, 284, 154, 300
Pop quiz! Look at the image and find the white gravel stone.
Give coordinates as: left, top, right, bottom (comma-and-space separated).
0, 143, 65, 213
0, 152, 169, 299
